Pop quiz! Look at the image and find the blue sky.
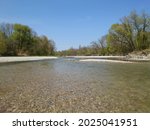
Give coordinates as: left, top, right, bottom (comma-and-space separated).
0, 0, 150, 50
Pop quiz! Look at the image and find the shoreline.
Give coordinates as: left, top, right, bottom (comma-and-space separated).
66, 56, 126, 60
79, 59, 133, 63
66, 55, 150, 62
0, 55, 150, 63
0, 56, 58, 63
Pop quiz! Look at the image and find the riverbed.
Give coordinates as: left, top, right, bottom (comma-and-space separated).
0, 58, 150, 112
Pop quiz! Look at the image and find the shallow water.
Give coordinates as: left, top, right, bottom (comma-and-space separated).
0, 58, 150, 112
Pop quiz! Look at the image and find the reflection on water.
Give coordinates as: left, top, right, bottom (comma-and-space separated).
0, 58, 150, 112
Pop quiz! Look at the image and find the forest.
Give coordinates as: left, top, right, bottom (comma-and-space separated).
0, 23, 55, 56
57, 11, 150, 56
0, 11, 150, 56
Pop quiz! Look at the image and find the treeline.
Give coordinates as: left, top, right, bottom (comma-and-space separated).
0, 23, 55, 56
57, 11, 150, 56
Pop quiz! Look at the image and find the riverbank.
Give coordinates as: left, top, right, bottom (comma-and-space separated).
67, 56, 126, 60
79, 59, 133, 63
66, 49, 150, 62
67, 56, 131, 63
0, 56, 58, 63
126, 49, 150, 61
67, 55, 150, 62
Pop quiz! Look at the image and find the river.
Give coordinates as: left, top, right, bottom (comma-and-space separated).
0, 58, 150, 112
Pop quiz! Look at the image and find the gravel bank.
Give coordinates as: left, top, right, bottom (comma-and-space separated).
0, 56, 58, 63
66, 56, 126, 60
66, 55, 150, 62
79, 59, 133, 63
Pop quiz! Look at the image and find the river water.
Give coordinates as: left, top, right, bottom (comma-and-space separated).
0, 58, 150, 112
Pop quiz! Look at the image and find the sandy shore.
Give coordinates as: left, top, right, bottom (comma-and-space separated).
66, 55, 150, 62
66, 56, 126, 59
79, 59, 133, 63
0, 56, 58, 63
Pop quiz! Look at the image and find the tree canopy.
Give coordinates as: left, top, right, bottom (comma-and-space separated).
107, 11, 150, 55
0, 23, 55, 56
57, 11, 150, 56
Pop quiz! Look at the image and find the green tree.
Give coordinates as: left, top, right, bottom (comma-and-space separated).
0, 32, 7, 55
107, 24, 131, 55
107, 11, 150, 55
12, 24, 33, 55
29, 36, 55, 56
38, 36, 55, 56
121, 11, 150, 50
0, 23, 17, 55
0, 22, 56, 56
